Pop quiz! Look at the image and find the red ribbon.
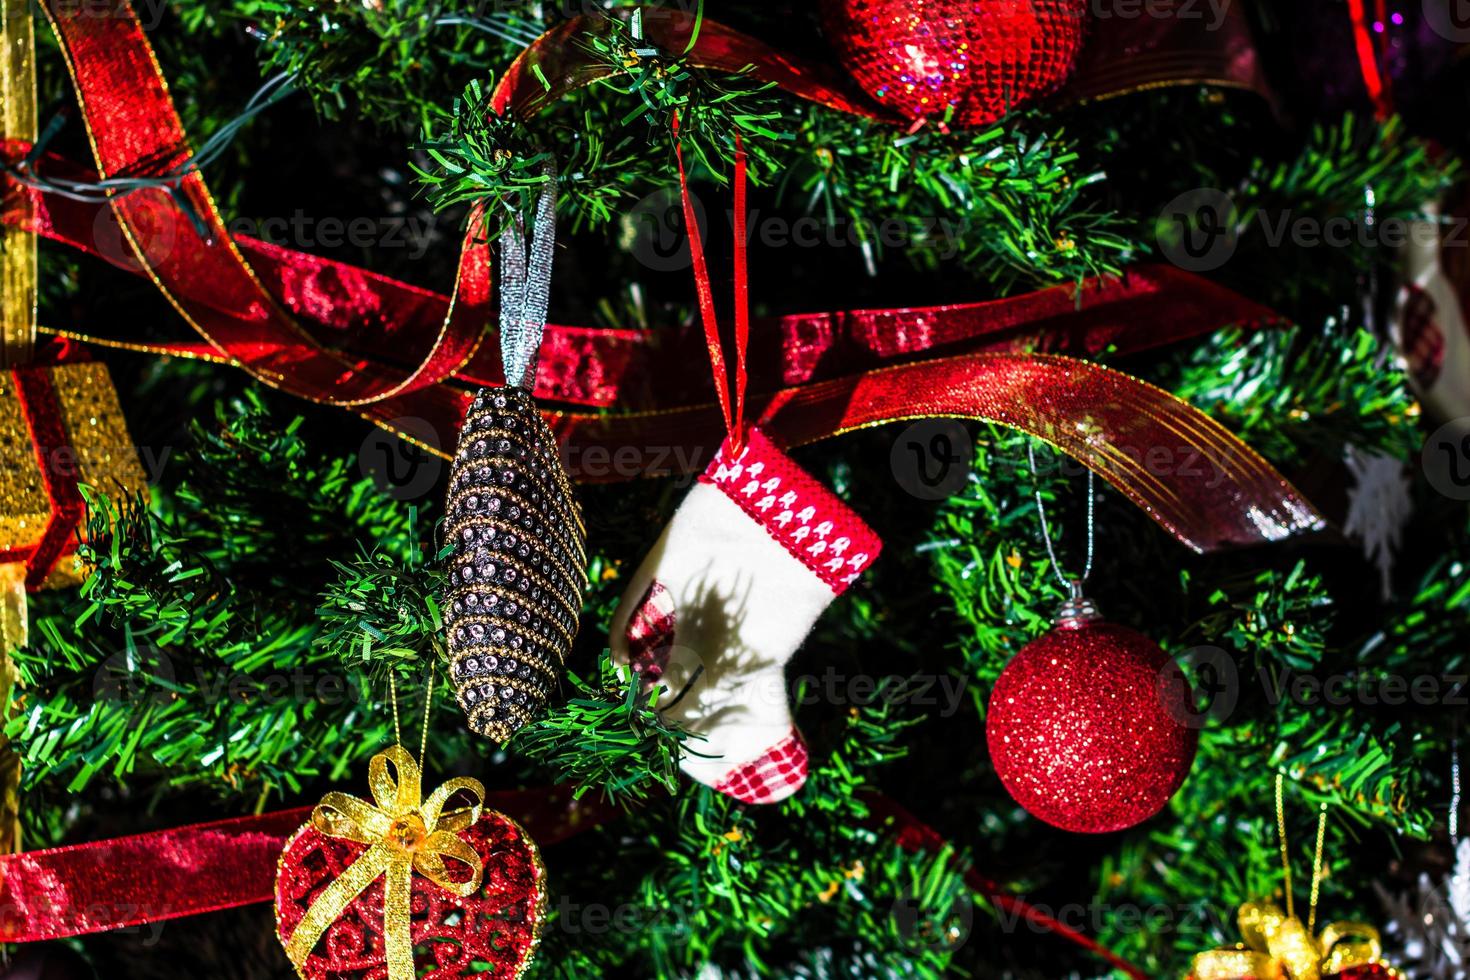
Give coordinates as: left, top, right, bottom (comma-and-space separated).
0, 783, 1145, 980
35, 0, 491, 414
544, 350, 1322, 554
12, 161, 1313, 554
673, 116, 749, 445
1346, 0, 1394, 120
0, 786, 612, 943
490, 10, 894, 123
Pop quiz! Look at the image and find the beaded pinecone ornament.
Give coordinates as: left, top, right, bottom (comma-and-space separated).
444, 387, 586, 740
443, 165, 586, 741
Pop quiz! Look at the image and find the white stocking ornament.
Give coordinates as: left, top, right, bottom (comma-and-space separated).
610, 428, 880, 803
1394, 195, 1470, 422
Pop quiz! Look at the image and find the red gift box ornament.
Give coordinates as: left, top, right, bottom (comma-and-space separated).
1188, 901, 1402, 979
274, 746, 546, 980
1189, 781, 1403, 980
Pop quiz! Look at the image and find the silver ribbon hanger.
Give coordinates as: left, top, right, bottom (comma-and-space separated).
498, 158, 558, 392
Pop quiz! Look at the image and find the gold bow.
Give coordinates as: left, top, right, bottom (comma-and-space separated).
282, 746, 487, 980
1190, 901, 1391, 980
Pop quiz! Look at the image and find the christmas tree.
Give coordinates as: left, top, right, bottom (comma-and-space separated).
1, 0, 1467, 977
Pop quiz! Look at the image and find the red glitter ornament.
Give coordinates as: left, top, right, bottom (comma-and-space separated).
820, 0, 1090, 127
986, 593, 1198, 833
274, 807, 545, 979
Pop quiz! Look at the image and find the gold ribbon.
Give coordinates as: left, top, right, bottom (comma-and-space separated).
282, 746, 487, 980
1191, 902, 1391, 980
1, 0, 37, 367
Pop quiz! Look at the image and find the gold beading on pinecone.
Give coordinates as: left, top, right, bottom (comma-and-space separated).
443, 386, 587, 740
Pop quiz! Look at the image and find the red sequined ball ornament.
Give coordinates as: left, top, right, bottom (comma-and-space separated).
820, 0, 1090, 127
274, 809, 545, 979
986, 593, 1198, 833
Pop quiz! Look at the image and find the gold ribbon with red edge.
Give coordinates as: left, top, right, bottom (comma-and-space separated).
280, 747, 487, 980
1190, 902, 1399, 980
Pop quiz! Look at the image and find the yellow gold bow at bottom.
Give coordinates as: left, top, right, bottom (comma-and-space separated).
282, 746, 487, 980
1190, 902, 1399, 980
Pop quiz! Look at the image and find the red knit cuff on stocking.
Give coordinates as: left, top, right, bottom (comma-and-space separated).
699, 427, 881, 593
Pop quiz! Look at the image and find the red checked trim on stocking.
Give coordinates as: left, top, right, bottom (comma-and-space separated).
713, 729, 809, 805
700, 427, 881, 593
624, 580, 676, 684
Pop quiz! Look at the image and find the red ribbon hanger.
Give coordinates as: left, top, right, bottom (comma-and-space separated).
673, 116, 750, 449
1345, 0, 1394, 120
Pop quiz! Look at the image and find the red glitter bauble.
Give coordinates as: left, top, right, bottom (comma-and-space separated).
274, 809, 545, 979
986, 611, 1198, 834
820, 0, 1089, 127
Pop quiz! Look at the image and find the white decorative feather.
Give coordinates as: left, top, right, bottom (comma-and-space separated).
1343, 447, 1413, 600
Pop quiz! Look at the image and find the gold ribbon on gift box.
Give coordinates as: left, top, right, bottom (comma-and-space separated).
0, 360, 149, 588
279, 745, 488, 980
1, 0, 36, 368
1189, 776, 1402, 980
1191, 902, 1392, 979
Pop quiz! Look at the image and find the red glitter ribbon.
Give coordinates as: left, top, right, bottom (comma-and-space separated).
0, 786, 610, 943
